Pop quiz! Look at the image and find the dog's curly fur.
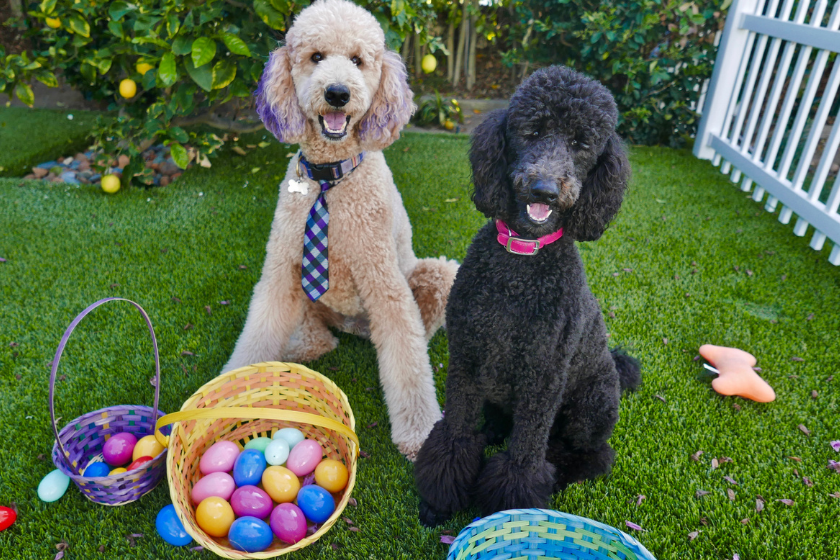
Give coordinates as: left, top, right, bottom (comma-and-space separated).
226, 0, 458, 459
414, 66, 641, 525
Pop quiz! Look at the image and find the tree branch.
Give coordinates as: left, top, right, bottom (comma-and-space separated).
173, 110, 264, 133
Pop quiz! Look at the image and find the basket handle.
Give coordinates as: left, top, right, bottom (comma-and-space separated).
50, 298, 161, 475
154, 408, 359, 450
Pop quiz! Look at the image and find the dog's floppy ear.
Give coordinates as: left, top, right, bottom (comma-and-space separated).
255, 46, 306, 144
564, 133, 630, 241
470, 109, 512, 218
359, 50, 415, 149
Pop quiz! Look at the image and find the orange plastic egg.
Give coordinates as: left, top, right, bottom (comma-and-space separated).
261, 466, 300, 503
195, 497, 235, 537
314, 459, 349, 493
133, 435, 165, 461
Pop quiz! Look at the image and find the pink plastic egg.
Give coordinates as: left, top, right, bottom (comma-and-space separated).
230, 485, 273, 519
102, 432, 137, 466
285, 439, 323, 477
191, 472, 236, 505
200, 441, 240, 475
270, 503, 307, 544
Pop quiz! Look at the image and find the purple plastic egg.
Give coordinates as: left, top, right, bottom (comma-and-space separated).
285, 440, 323, 477
230, 485, 273, 519
200, 441, 240, 475
102, 432, 137, 466
191, 472, 236, 505
270, 503, 307, 544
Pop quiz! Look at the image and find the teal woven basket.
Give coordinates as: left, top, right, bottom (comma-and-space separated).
447, 509, 656, 560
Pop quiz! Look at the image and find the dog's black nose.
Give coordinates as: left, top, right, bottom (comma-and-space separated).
324, 84, 351, 108
530, 181, 559, 203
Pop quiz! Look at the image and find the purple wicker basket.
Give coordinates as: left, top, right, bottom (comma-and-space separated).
49, 298, 168, 506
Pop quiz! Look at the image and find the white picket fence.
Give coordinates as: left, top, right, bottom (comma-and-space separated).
693, 0, 840, 265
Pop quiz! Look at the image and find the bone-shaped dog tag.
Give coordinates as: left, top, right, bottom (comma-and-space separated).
288, 178, 308, 195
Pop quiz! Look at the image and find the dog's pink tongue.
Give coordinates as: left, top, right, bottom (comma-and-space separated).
324, 112, 345, 130
529, 203, 551, 220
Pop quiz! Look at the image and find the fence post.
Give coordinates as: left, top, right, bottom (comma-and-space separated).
693, 0, 761, 160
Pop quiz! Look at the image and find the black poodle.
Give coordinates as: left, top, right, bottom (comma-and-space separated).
414, 65, 641, 527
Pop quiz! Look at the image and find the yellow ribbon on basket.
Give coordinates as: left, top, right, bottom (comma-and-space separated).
154, 408, 359, 449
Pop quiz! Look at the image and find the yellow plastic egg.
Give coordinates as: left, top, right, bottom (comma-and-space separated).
261, 466, 300, 503
314, 459, 349, 493
195, 497, 234, 537
133, 435, 165, 461
109, 467, 127, 475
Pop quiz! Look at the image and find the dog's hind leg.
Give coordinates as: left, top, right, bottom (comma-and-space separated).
414, 368, 486, 527
407, 257, 459, 340
547, 440, 616, 491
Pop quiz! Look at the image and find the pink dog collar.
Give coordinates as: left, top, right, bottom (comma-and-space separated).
496, 219, 563, 256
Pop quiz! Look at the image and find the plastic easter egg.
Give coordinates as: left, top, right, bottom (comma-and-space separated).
286, 439, 323, 476
244, 437, 272, 453
230, 485, 273, 519
127, 456, 153, 471
195, 497, 235, 537
83, 461, 110, 478
228, 516, 274, 553
314, 459, 349, 493
296, 485, 335, 524
270, 503, 307, 544
264, 438, 290, 466
109, 468, 127, 475
261, 466, 300, 503
102, 432, 137, 466
191, 472, 236, 505
155, 504, 192, 546
0, 506, 16, 532
200, 441, 240, 475
274, 428, 305, 449
233, 449, 267, 487
37, 469, 70, 502
133, 435, 165, 461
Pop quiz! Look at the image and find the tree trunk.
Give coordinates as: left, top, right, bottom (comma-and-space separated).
10, 0, 24, 18
414, 33, 422, 78
401, 35, 411, 65
446, 21, 455, 82
466, 0, 478, 91
453, 1, 468, 87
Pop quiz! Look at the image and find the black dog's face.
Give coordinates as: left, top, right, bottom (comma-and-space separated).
470, 66, 629, 241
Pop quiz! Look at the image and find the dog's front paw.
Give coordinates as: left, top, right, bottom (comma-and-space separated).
398, 442, 421, 462
419, 500, 452, 528
475, 452, 556, 516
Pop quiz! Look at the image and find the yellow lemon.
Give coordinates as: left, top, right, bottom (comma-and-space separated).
136, 62, 154, 76
119, 78, 137, 99
46, 17, 61, 29
101, 174, 121, 194
444, 119, 455, 131
421, 54, 437, 74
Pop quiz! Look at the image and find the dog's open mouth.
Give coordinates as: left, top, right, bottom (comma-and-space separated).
527, 203, 553, 224
319, 112, 350, 139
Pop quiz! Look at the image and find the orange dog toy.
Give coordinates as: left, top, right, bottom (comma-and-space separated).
699, 344, 776, 403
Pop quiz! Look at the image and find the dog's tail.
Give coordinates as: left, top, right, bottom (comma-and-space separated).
611, 347, 641, 392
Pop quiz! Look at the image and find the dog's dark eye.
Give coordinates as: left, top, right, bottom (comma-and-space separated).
570, 139, 577, 146
351, 55, 362, 66
311, 52, 324, 63
531, 131, 539, 138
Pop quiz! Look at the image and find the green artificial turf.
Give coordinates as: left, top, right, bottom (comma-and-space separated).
0, 107, 99, 177
1, 131, 839, 559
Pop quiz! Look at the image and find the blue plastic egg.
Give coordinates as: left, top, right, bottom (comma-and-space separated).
83, 461, 110, 477
37, 469, 70, 502
155, 504, 192, 547
228, 516, 274, 553
233, 449, 267, 487
296, 485, 335, 524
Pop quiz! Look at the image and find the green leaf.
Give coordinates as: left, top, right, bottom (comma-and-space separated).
170, 142, 189, 169
35, 71, 58, 88
254, 0, 286, 30
221, 33, 251, 57
40, 0, 57, 15
191, 37, 216, 68
269, 0, 289, 11
80, 63, 96, 84
230, 78, 251, 98
96, 58, 112, 75
108, 1, 135, 22
184, 58, 213, 91
132, 37, 171, 49
15, 83, 34, 107
169, 126, 189, 143
167, 14, 180, 37
67, 13, 91, 37
107, 20, 124, 39
159, 52, 177, 86
134, 14, 162, 32
211, 60, 236, 89
172, 36, 193, 55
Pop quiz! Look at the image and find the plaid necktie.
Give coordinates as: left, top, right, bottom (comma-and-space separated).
301, 180, 333, 301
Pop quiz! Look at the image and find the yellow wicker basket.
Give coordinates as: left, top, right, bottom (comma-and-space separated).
154, 362, 358, 558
